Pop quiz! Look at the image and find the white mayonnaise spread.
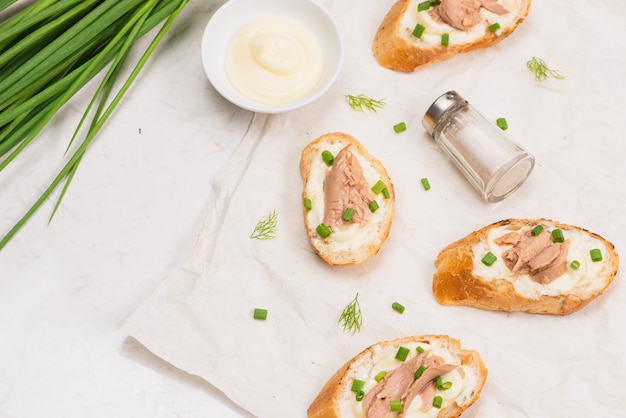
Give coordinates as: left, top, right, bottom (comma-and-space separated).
304, 141, 391, 247
472, 223, 611, 299
337, 341, 479, 418
225, 17, 324, 106
399, 0, 520, 46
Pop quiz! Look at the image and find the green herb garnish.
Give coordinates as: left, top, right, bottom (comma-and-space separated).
250, 209, 278, 240
345, 94, 386, 113
338, 293, 363, 335
253, 308, 268, 320
526, 56, 565, 82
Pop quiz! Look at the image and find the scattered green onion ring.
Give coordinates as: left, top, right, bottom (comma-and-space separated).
392, 302, 405, 314
590, 248, 603, 262
488, 22, 501, 32
433, 395, 443, 409
421, 177, 431, 191
414, 365, 427, 379
351, 379, 366, 393
416, 346, 425, 354
395, 346, 410, 361
316, 223, 331, 239
342, 207, 354, 222
321, 150, 334, 166
531, 225, 544, 236
570, 260, 580, 270
389, 400, 403, 412
382, 187, 391, 199
369, 200, 379, 212
551, 229, 564, 243
374, 370, 387, 382
303, 197, 312, 211
372, 180, 386, 194
393, 122, 407, 133
413, 23, 425, 38
253, 308, 267, 320
481, 252, 497, 266
496, 117, 508, 130
441, 33, 449, 46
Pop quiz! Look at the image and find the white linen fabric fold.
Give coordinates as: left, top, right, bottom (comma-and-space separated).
124, 1, 626, 416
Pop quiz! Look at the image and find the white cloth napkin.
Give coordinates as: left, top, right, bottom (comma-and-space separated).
124, 1, 626, 416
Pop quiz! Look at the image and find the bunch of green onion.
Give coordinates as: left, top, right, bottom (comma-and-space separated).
0, 0, 189, 250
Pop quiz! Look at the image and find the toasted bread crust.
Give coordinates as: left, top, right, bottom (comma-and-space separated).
433, 218, 619, 315
308, 335, 487, 418
372, 0, 532, 72
300, 132, 394, 265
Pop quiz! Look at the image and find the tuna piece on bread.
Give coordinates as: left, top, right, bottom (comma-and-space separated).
308, 335, 487, 418
433, 218, 619, 315
300, 132, 394, 265
373, 0, 532, 71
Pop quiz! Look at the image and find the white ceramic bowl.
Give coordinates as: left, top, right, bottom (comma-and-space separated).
201, 0, 343, 114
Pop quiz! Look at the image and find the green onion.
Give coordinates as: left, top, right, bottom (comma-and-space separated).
303, 197, 312, 211
355, 390, 364, 402
417, 0, 435, 11
531, 225, 544, 236
392, 302, 405, 314
481, 252, 497, 266
412, 23, 425, 38
371, 179, 386, 194
416, 346, 425, 354
351, 379, 366, 393
389, 400, 403, 412
441, 33, 449, 46
496, 117, 508, 130
316, 223, 331, 239
436, 376, 453, 390
321, 150, 334, 166
590, 248, 603, 262
570, 260, 580, 270
433, 395, 443, 408
488, 22, 501, 32
374, 371, 387, 382
395, 346, 410, 361
414, 365, 427, 379
368, 200, 379, 212
253, 308, 267, 320
421, 177, 431, 190
382, 187, 390, 199
0, 0, 190, 250
551, 228, 564, 243
342, 207, 354, 222
393, 121, 406, 133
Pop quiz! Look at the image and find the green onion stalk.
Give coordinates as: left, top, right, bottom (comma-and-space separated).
0, 0, 190, 250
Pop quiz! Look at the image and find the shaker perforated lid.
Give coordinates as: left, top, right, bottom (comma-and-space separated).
422, 90, 467, 136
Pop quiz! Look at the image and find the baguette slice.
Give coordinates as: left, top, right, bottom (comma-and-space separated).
308, 335, 487, 418
300, 132, 394, 265
433, 218, 619, 315
373, 0, 532, 72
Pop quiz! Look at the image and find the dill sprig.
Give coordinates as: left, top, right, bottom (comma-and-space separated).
250, 209, 278, 240
526, 56, 565, 82
338, 292, 363, 335
345, 94, 386, 113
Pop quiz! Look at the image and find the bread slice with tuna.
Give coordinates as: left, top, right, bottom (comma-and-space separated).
433, 218, 619, 315
299, 132, 395, 265
372, 0, 532, 71
308, 335, 487, 418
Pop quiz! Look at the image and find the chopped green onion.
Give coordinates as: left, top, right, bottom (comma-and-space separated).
316, 223, 331, 239
369, 200, 379, 212
481, 252, 497, 266
393, 122, 407, 133
253, 308, 267, 320
590, 248, 603, 262
441, 33, 449, 46
389, 400, 403, 412
355, 390, 364, 402
531, 224, 544, 236
303, 197, 312, 211
433, 395, 443, 408
395, 346, 410, 361
412, 23, 425, 38
496, 117, 508, 130
321, 150, 334, 166
488, 22, 501, 32
436, 376, 453, 391
351, 379, 366, 393
374, 371, 387, 382
416, 346, 425, 354
417, 0, 435, 11
392, 302, 405, 314
570, 260, 580, 270
382, 187, 390, 199
414, 365, 427, 379
371, 179, 386, 194
421, 177, 431, 191
342, 207, 354, 222
551, 228, 564, 243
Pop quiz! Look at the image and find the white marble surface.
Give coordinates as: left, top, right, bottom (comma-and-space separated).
0, 1, 253, 416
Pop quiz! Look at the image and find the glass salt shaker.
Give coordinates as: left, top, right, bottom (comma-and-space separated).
422, 90, 535, 203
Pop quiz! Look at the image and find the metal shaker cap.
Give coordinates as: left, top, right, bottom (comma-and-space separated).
422, 90, 467, 136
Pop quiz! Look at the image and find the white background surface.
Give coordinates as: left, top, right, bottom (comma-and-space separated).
2, 0, 626, 417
